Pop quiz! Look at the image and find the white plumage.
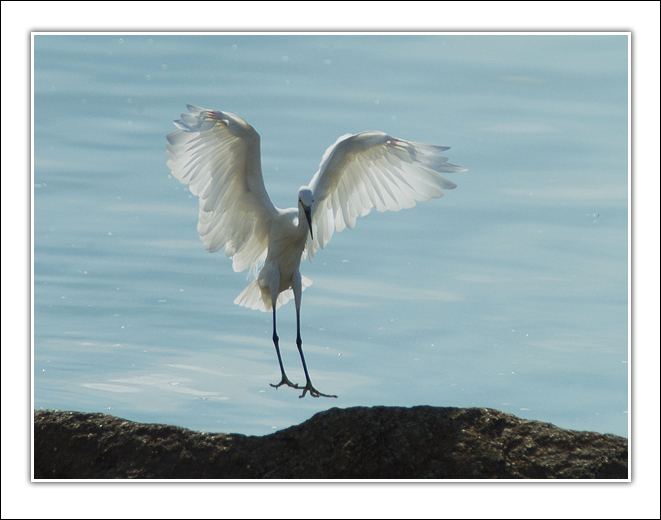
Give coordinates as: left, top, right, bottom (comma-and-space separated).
167, 104, 466, 398
307, 131, 462, 260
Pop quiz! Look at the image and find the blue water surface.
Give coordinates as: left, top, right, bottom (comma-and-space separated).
33, 34, 629, 437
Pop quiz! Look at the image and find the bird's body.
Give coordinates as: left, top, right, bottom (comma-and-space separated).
247, 205, 310, 310
167, 105, 466, 398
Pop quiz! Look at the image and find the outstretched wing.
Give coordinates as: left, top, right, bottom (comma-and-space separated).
166, 105, 278, 272
306, 131, 466, 259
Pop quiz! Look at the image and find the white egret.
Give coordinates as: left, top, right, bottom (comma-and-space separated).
166, 105, 466, 398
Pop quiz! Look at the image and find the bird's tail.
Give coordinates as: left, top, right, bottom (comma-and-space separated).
234, 276, 313, 312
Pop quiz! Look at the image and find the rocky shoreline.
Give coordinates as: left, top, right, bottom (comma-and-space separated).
33, 406, 628, 479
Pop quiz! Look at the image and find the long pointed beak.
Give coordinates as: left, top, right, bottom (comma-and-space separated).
304, 205, 313, 240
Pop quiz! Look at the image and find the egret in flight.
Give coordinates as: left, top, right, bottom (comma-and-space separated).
166, 105, 466, 398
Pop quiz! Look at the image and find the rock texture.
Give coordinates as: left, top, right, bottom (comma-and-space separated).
33, 406, 628, 479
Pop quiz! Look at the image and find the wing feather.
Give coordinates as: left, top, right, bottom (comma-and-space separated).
166, 105, 277, 272
306, 131, 466, 259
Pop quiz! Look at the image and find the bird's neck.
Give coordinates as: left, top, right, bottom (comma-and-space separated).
297, 203, 312, 240
297, 204, 306, 226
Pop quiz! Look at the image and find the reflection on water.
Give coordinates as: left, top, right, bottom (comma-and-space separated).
34, 34, 628, 437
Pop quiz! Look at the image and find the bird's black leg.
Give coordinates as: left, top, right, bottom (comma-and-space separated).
295, 305, 337, 399
270, 306, 299, 390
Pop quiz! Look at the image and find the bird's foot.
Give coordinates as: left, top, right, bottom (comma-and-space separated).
270, 375, 300, 390
298, 381, 337, 399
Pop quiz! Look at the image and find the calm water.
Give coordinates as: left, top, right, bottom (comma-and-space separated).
33, 34, 629, 437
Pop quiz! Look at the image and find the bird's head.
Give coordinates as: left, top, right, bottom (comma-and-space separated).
298, 187, 314, 240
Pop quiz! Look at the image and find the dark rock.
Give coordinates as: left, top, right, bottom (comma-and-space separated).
33, 406, 628, 479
